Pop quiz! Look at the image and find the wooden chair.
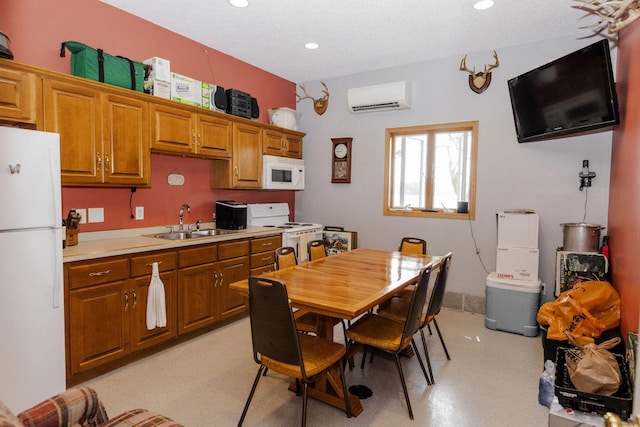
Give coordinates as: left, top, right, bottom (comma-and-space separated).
275, 246, 298, 270
345, 266, 433, 420
399, 237, 427, 255
377, 253, 453, 383
378, 237, 428, 304
307, 239, 327, 261
238, 276, 351, 426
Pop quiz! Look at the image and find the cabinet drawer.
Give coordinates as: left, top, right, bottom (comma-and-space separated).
251, 235, 281, 253
67, 258, 129, 289
178, 244, 217, 268
251, 265, 275, 276
251, 251, 275, 269
218, 240, 249, 260
130, 251, 176, 277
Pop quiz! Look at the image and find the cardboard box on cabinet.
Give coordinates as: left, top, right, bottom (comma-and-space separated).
170, 72, 201, 107
143, 56, 171, 83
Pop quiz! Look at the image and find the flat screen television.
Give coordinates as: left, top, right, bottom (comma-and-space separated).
508, 39, 620, 143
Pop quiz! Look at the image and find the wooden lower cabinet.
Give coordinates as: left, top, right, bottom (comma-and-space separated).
177, 240, 249, 334
68, 280, 130, 375
250, 234, 280, 275
65, 239, 255, 383
66, 251, 178, 380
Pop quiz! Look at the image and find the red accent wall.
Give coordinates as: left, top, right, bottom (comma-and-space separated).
0, 0, 297, 230
609, 24, 640, 337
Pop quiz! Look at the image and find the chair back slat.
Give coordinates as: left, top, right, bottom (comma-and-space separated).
275, 246, 298, 270
248, 277, 303, 368
307, 240, 327, 261
401, 266, 432, 343
426, 253, 453, 318
399, 237, 427, 255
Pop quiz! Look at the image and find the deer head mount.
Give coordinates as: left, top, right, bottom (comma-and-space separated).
573, 0, 640, 33
296, 81, 329, 115
459, 50, 500, 94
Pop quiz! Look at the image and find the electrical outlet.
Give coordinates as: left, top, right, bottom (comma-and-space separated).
88, 208, 104, 223
135, 206, 144, 220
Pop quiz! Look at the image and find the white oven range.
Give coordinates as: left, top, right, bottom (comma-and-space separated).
247, 203, 322, 263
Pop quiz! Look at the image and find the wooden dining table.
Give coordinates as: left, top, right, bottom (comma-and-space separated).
230, 247, 443, 417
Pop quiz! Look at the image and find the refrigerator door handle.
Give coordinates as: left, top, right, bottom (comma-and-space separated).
53, 228, 63, 308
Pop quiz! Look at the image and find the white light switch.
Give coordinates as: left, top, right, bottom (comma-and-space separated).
88, 207, 104, 223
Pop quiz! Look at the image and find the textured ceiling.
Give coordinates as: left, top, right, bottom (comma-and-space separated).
100, 0, 602, 83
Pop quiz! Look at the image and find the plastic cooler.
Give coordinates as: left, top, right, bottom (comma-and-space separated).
485, 272, 541, 337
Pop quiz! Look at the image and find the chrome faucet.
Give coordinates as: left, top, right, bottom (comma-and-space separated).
188, 220, 202, 232
178, 204, 191, 231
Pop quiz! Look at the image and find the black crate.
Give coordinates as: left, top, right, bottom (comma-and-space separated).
555, 347, 633, 419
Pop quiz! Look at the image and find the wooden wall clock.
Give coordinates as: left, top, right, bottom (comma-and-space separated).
331, 137, 352, 183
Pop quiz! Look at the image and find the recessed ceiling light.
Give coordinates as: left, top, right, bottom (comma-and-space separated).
474, 0, 494, 10
304, 42, 319, 50
229, 0, 249, 8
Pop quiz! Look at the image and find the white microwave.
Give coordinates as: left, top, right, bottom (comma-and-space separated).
262, 155, 305, 190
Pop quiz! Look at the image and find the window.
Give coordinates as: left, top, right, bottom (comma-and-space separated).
384, 121, 478, 219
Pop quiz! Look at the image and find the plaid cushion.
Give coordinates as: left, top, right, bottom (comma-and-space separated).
17, 387, 108, 427
98, 409, 182, 427
0, 401, 23, 427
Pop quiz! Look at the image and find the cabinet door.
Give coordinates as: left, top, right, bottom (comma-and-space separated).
102, 93, 150, 185
150, 103, 195, 155
232, 122, 262, 188
130, 271, 177, 351
43, 78, 101, 185
263, 128, 285, 157
0, 65, 38, 124
283, 131, 303, 159
218, 256, 250, 320
177, 263, 217, 334
197, 114, 232, 158
68, 281, 130, 375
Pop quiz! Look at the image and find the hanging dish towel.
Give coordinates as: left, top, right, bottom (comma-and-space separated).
297, 232, 315, 263
146, 262, 167, 330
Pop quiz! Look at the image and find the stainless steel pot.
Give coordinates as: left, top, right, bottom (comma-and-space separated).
560, 222, 604, 252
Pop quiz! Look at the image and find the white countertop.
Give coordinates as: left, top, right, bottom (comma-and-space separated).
63, 225, 283, 263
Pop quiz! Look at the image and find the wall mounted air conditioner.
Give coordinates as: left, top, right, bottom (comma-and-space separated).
347, 81, 411, 113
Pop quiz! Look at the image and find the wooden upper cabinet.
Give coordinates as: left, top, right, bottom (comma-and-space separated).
150, 103, 232, 158
0, 63, 39, 125
43, 76, 150, 186
149, 103, 195, 155
197, 114, 232, 157
263, 128, 303, 159
232, 122, 262, 188
43, 78, 102, 185
101, 93, 150, 186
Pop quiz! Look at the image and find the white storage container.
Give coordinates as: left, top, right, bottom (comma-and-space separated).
485, 272, 541, 337
497, 210, 539, 248
496, 246, 539, 280
143, 56, 171, 83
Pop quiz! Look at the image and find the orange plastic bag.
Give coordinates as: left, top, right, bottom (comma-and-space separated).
537, 281, 620, 342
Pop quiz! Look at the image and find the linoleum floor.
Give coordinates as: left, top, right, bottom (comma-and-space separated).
83, 308, 550, 426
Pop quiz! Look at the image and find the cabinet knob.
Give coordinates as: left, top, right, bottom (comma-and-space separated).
96, 153, 102, 166
124, 291, 129, 311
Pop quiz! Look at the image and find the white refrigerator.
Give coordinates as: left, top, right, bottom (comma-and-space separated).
0, 127, 65, 412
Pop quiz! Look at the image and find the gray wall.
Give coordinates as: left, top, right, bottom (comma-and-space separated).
294, 35, 613, 303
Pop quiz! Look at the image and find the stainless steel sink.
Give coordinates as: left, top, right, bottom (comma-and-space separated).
190, 229, 240, 236
146, 229, 242, 240
148, 232, 198, 240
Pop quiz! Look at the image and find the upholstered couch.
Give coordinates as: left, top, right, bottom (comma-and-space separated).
0, 387, 183, 427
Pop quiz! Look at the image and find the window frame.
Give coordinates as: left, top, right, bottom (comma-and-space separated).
383, 121, 478, 220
